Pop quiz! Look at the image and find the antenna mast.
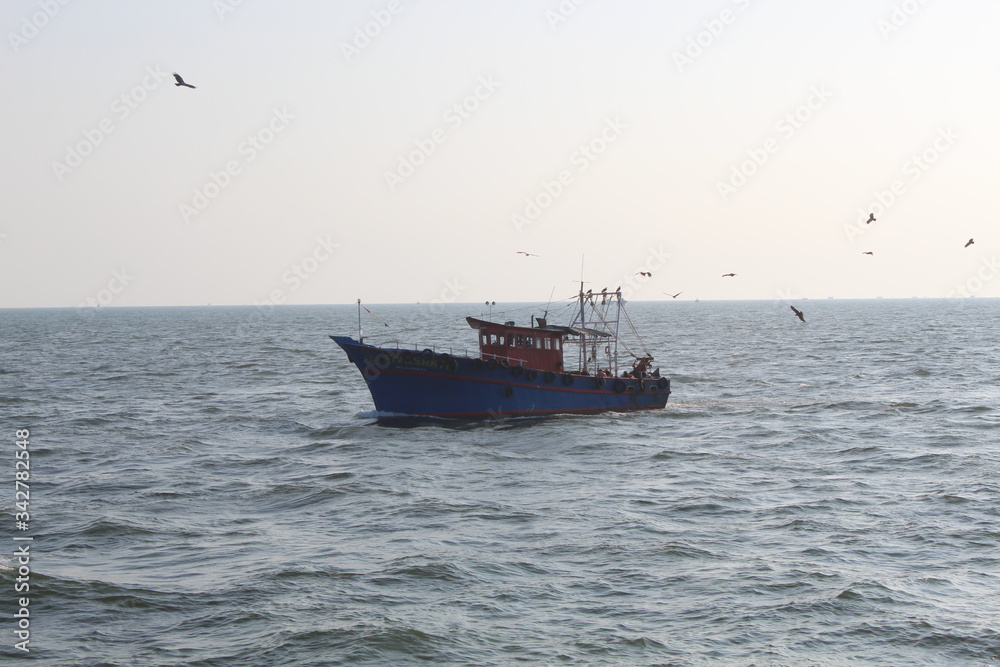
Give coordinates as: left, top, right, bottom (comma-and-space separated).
357, 298, 363, 343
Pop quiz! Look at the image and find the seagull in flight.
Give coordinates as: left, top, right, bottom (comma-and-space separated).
863, 251, 874, 255
790, 305, 805, 322
173, 73, 196, 89
636, 271, 652, 277
722, 273, 736, 278
664, 291, 683, 299
866, 213, 875, 224
516, 251, 539, 257
965, 238, 974, 248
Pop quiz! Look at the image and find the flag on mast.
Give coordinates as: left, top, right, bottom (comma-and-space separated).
362, 304, 389, 327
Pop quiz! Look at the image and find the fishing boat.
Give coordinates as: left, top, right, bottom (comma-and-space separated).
330, 286, 670, 419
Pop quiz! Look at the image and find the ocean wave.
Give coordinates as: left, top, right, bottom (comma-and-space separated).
7, 301, 1000, 665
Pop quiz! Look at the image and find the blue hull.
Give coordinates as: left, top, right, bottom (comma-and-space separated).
330, 336, 670, 419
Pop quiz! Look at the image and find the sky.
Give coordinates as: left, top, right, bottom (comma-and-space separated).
2, 0, 999, 308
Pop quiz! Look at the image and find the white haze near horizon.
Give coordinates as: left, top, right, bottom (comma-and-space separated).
1, 0, 998, 309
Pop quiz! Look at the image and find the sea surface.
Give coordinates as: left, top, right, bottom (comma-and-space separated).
1, 299, 999, 666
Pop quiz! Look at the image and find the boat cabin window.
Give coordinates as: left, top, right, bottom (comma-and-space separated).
481, 328, 550, 351
554, 338, 560, 350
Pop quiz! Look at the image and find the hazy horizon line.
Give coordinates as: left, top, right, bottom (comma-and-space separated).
3, 296, 996, 311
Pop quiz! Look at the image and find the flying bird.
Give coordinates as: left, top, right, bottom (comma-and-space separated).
516, 251, 539, 257
664, 291, 683, 299
790, 305, 805, 322
965, 238, 974, 248
722, 273, 736, 278
636, 271, 652, 277
866, 213, 875, 224
173, 73, 196, 89
863, 251, 874, 255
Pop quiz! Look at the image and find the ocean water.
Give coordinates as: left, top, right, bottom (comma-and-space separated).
2, 299, 999, 666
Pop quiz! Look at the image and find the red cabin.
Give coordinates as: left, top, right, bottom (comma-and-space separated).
466, 317, 566, 373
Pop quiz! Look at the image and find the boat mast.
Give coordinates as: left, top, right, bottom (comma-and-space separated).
357, 298, 363, 344
578, 282, 588, 374
612, 290, 622, 376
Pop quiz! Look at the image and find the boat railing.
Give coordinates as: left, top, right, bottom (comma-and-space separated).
480, 352, 527, 366
377, 342, 472, 358
374, 342, 528, 367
